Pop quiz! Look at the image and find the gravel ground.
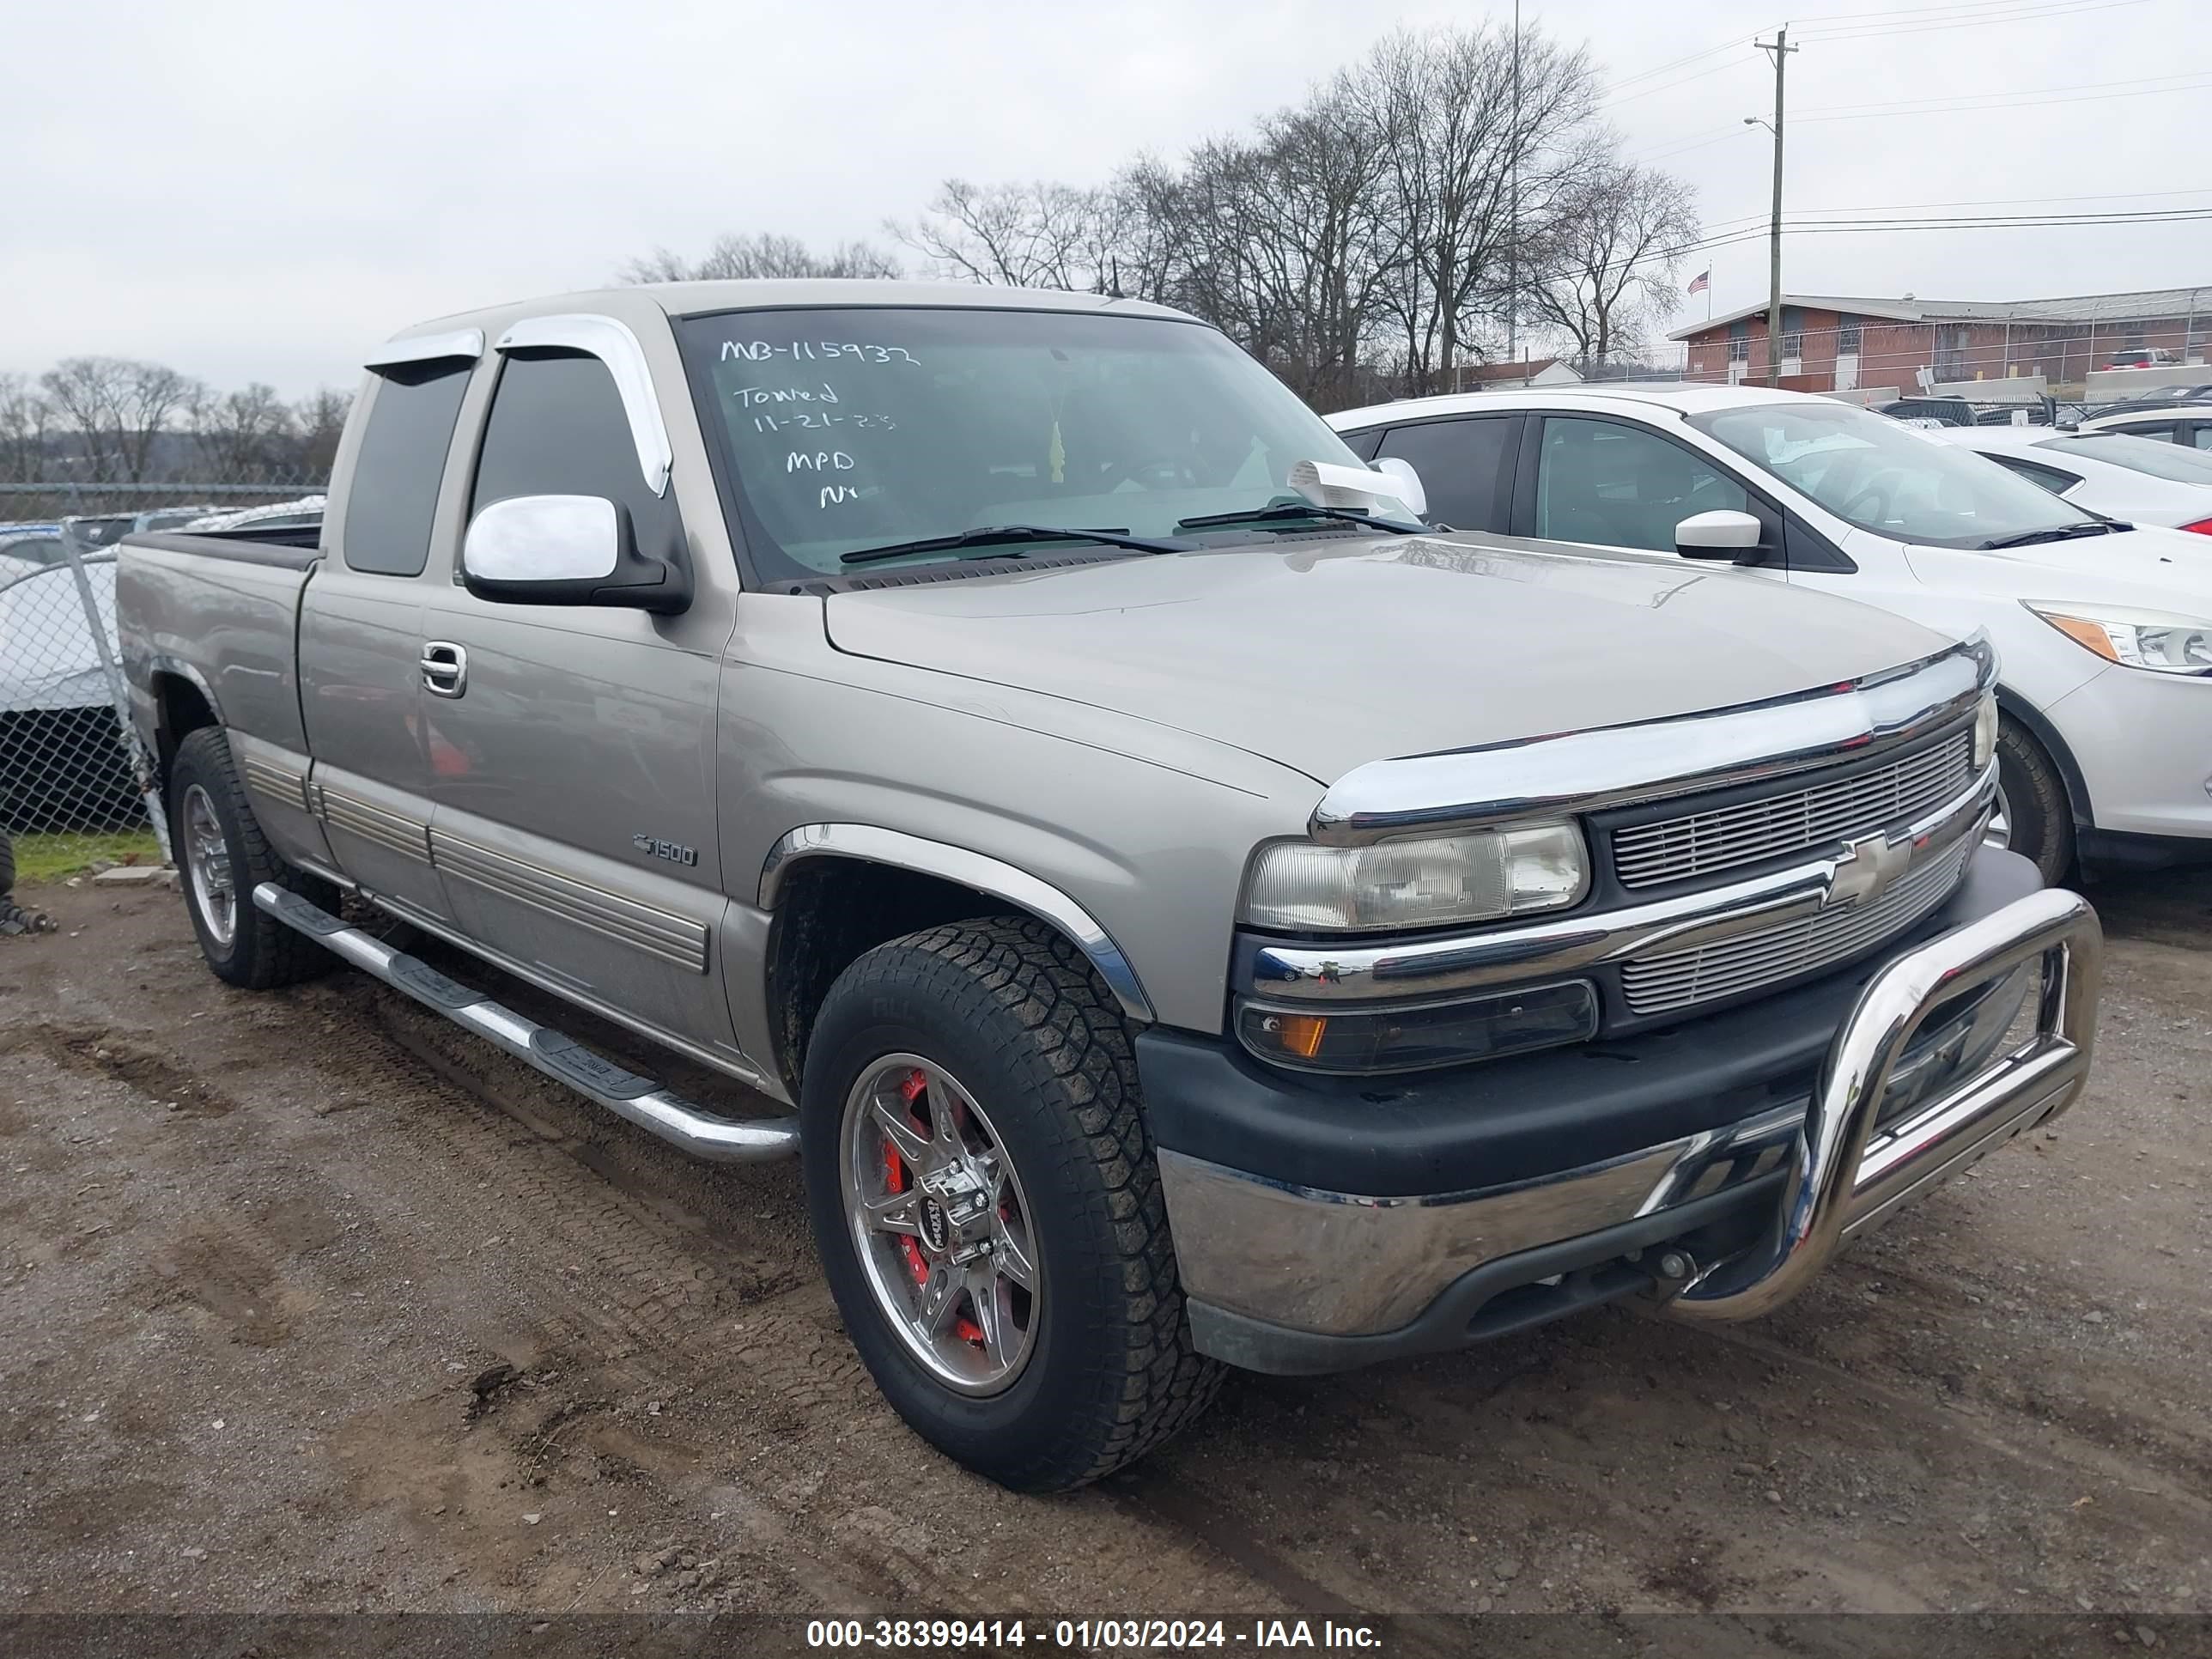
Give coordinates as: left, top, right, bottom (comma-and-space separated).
1, 865, 2207, 1632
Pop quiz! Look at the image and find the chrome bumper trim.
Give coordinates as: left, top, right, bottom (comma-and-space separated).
1159, 1103, 1802, 1337
1310, 636, 1994, 844
1668, 883, 2100, 1320
1164, 886, 2095, 1341
1249, 766, 1995, 1006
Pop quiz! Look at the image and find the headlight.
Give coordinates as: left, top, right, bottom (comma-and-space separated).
1972, 690, 1998, 770
2026, 604, 2212, 676
1240, 821, 1587, 933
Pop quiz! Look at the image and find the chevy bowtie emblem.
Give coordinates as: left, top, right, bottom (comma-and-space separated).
1826, 831, 1914, 909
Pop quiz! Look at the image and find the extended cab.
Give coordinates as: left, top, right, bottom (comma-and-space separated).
121, 283, 2101, 1491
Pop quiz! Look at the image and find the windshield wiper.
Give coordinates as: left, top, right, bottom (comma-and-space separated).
1174, 501, 1424, 536
1978, 522, 2119, 550
840, 524, 1195, 566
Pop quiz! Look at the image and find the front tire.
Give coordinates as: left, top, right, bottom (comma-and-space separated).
1994, 716, 2075, 884
800, 915, 1223, 1492
169, 728, 338, 989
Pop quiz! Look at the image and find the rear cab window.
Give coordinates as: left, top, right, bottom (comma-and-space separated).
342, 362, 472, 576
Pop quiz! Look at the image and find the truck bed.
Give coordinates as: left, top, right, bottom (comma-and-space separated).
118, 530, 323, 761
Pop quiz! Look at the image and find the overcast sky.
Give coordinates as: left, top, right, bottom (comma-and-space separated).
5, 0, 2198, 397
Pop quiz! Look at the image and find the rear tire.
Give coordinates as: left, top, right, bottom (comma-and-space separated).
0, 826, 14, 896
169, 728, 338, 988
800, 915, 1223, 1492
1995, 715, 2075, 884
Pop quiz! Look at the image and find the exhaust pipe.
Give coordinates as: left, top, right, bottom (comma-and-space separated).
252, 883, 799, 1164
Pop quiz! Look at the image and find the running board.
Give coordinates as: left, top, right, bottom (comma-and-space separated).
252, 883, 799, 1164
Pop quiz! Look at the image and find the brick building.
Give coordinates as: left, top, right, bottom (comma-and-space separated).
1669, 286, 2211, 394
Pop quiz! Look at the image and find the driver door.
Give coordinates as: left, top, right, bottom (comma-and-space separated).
1510, 413, 1791, 587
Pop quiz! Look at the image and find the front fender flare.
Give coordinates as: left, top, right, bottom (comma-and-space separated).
757, 823, 1155, 1024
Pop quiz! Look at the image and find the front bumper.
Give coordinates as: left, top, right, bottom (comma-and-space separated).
1150, 854, 2102, 1374
2047, 663, 2212, 843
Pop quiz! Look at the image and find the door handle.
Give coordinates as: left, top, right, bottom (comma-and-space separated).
422, 641, 468, 699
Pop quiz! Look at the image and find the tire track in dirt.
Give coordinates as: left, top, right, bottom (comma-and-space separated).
3, 1018, 238, 1117
276, 971, 1297, 1615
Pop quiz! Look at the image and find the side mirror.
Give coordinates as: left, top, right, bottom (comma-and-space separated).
1370, 456, 1428, 520
461, 495, 690, 614
1675, 508, 1765, 564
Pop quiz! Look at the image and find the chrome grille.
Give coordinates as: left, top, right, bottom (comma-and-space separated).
1613, 732, 1974, 890
1621, 834, 1974, 1016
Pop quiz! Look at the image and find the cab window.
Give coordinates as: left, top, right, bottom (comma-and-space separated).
343, 360, 471, 577
470, 351, 684, 566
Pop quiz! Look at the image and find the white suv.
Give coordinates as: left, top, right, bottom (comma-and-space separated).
1327, 384, 2212, 879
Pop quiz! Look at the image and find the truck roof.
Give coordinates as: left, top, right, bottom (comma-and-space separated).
384, 281, 1196, 354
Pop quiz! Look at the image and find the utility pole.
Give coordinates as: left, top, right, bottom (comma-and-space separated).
1753, 27, 1797, 387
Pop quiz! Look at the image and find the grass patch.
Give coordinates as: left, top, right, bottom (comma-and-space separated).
10, 830, 164, 884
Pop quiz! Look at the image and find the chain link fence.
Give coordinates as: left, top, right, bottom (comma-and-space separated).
0, 486, 324, 896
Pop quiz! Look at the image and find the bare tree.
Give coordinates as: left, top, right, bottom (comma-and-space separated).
292, 387, 353, 478
1521, 160, 1700, 371
890, 179, 1122, 290
1163, 88, 1398, 406
38, 356, 201, 481
622, 232, 901, 283
1355, 26, 1602, 396
0, 372, 53, 483
187, 382, 296, 482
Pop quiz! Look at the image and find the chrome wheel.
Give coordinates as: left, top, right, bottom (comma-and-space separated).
840, 1054, 1040, 1395
180, 783, 236, 947
1985, 782, 2013, 851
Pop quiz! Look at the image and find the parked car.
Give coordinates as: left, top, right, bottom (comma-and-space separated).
119, 283, 2104, 1492
1875, 397, 1976, 427
1327, 384, 2212, 882
57, 513, 139, 549
2083, 387, 2212, 417
178, 495, 325, 534
0, 538, 138, 830
2074, 404, 2212, 447
2101, 347, 2182, 370
1926, 426, 2212, 533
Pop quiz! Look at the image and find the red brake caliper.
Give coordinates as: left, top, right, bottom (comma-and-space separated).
882, 1066, 985, 1346
886, 1069, 930, 1289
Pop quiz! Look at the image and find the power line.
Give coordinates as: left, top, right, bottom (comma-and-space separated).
1629, 125, 1757, 164
1795, 76, 2212, 123
1781, 185, 2212, 215
1793, 0, 2152, 43
1573, 204, 2212, 284
1786, 0, 2137, 26
1603, 33, 1757, 94
1794, 70, 2212, 118
1600, 56, 1751, 111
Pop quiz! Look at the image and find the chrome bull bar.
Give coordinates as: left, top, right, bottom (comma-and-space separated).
1668, 885, 2102, 1322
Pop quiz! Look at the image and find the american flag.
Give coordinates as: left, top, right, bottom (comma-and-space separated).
1687, 270, 1711, 296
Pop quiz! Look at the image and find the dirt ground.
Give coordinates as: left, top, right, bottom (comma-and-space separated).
2, 863, 2208, 1631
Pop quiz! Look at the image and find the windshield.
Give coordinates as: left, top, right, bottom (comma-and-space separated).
2044, 433, 2212, 484
678, 307, 1372, 578
1692, 400, 2100, 549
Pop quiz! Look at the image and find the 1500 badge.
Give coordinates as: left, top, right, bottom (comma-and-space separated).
632, 834, 699, 866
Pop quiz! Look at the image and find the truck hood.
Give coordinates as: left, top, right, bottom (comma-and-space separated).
823, 535, 1952, 784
